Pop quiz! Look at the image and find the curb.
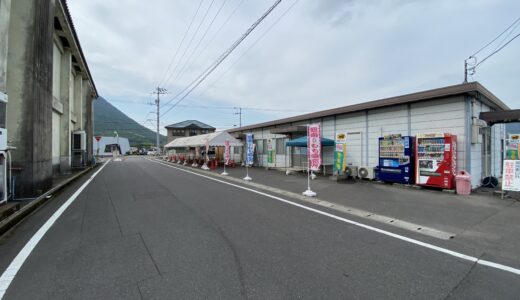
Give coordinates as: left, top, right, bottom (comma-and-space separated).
0, 163, 99, 237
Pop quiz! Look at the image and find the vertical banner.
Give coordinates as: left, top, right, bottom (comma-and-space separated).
205, 139, 209, 161
334, 132, 347, 173
308, 124, 321, 171
502, 160, 520, 192
224, 140, 230, 165
246, 134, 254, 166
267, 138, 275, 166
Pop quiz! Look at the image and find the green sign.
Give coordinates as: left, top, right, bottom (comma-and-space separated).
334, 132, 347, 173
267, 139, 274, 164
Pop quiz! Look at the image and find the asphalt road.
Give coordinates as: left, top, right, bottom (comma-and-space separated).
0, 157, 518, 299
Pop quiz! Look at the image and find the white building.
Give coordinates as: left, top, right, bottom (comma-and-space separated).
229, 82, 512, 188
93, 137, 130, 157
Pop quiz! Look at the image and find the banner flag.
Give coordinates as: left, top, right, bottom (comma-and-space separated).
308, 124, 321, 171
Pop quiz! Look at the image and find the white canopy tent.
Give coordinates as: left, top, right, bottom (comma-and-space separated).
164, 131, 243, 165
164, 131, 243, 148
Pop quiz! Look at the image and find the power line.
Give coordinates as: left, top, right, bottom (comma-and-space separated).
163, 0, 216, 88
465, 16, 520, 81
157, 0, 205, 88
160, 0, 283, 118
198, 0, 300, 95
471, 17, 520, 57
474, 32, 520, 68
170, 0, 228, 86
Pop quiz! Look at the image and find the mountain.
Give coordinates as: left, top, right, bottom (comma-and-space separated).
93, 97, 166, 147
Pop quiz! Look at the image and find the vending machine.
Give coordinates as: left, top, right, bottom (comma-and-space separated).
415, 133, 457, 189
378, 135, 415, 184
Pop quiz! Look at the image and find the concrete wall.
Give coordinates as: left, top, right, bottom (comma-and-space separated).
6, 0, 56, 197
4, 0, 96, 197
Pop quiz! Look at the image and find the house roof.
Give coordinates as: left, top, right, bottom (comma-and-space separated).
165, 120, 215, 129
228, 82, 510, 133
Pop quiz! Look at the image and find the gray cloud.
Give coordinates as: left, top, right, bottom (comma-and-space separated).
68, 0, 520, 131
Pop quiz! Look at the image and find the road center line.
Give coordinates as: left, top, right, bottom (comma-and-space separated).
0, 160, 111, 299
147, 158, 520, 277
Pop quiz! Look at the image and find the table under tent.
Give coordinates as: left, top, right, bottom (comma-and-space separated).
164, 131, 243, 168
285, 136, 335, 175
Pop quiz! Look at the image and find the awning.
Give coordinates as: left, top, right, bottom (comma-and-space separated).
286, 136, 335, 147
164, 131, 243, 148
479, 109, 520, 126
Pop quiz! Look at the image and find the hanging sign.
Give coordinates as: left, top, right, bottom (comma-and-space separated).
308, 124, 321, 171
246, 134, 254, 166
224, 140, 230, 165
334, 132, 347, 173
502, 160, 520, 192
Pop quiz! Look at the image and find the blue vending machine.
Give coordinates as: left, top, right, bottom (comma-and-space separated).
378, 135, 415, 184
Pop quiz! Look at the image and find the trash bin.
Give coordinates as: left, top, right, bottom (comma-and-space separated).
455, 170, 472, 195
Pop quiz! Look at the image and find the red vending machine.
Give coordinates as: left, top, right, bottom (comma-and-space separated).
415, 133, 457, 189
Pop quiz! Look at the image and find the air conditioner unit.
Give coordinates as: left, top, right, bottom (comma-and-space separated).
72, 131, 87, 150
358, 166, 375, 180
0, 128, 7, 151
344, 166, 358, 178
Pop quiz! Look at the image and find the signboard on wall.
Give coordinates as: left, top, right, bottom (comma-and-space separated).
334, 132, 347, 173
308, 124, 321, 171
506, 134, 519, 160
502, 160, 520, 191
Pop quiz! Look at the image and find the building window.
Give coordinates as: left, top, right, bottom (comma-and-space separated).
189, 129, 198, 136
172, 129, 184, 136
276, 138, 286, 155
201, 129, 208, 134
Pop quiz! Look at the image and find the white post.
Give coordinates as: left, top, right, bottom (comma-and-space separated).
244, 164, 251, 181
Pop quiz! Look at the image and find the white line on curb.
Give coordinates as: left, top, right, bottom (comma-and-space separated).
147, 158, 520, 277
0, 160, 111, 299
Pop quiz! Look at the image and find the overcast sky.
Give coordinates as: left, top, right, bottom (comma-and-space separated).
68, 0, 520, 133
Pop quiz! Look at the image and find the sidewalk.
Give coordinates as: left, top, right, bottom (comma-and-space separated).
161, 160, 520, 267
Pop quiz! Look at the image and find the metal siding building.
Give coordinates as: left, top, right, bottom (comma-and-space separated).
229, 82, 509, 188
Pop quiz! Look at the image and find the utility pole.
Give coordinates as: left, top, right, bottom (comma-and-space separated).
152, 87, 167, 155
234, 107, 242, 128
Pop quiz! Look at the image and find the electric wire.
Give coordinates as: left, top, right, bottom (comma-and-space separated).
160, 0, 283, 118
163, 0, 216, 88
474, 32, 520, 68
470, 16, 520, 57
170, 0, 228, 86
157, 0, 204, 88
197, 0, 300, 96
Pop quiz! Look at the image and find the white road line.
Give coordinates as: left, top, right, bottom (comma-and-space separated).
147, 158, 520, 277
0, 160, 111, 299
